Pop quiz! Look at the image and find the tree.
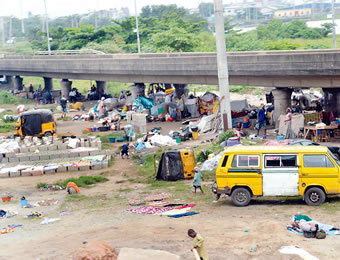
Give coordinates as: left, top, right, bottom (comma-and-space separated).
145, 27, 199, 52
198, 2, 214, 18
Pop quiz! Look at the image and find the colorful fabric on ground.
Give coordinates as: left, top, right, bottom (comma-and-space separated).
168, 212, 199, 218
126, 206, 173, 215
158, 208, 191, 216
146, 201, 169, 207
174, 204, 196, 210
144, 193, 172, 202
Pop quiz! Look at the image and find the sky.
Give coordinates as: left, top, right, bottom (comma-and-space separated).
0, 0, 208, 18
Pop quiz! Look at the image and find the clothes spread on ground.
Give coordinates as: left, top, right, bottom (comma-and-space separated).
168, 212, 199, 218
125, 206, 173, 215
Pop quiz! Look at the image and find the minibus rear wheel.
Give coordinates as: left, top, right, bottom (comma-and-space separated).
304, 187, 326, 206
231, 187, 251, 207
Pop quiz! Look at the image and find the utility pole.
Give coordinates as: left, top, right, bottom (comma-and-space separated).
134, 0, 141, 53
332, 0, 336, 48
214, 0, 232, 131
0, 17, 4, 45
20, 0, 25, 33
43, 0, 51, 55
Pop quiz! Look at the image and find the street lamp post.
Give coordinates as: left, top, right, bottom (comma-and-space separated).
332, 0, 336, 48
43, 0, 51, 55
134, 0, 141, 53
214, 0, 232, 131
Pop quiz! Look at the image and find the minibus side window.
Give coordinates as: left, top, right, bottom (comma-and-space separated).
265, 155, 297, 167
221, 156, 229, 167
231, 155, 260, 167
303, 155, 334, 168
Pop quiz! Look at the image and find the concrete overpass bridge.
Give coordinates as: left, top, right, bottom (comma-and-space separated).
1, 49, 340, 120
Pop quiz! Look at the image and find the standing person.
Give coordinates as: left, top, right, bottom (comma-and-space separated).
99, 97, 105, 118
60, 95, 68, 118
121, 143, 129, 159
192, 167, 204, 194
45, 91, 52, 104
285, 107, 296, 139
187, 229, 208, 260
28, 84, 34, 93
256, 104, 267, 138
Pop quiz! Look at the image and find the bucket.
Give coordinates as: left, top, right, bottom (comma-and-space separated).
277, 136, 284, 141
243, 122, 249, 128
176, 138, 181, 144
192, 131, 199, 140
21, 197, 27, 207
157, 107, 165, 115
109, 137, 116, 143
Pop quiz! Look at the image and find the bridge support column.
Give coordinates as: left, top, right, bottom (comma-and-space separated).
323, 88, 340, 117
0, 76, 13, 90
43, 77, 53, 92
13, 76, 23, 91
130, 83, 145, 100
173, 84, 188, 98
60, 79, 72, 99
96, 81, 107, 97
272, 88, 292, 128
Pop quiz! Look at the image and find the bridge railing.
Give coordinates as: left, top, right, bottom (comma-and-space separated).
34, 49, 106, 55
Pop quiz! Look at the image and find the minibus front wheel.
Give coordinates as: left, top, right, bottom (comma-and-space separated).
304, 187, 326, 206
231, 187, 251, 207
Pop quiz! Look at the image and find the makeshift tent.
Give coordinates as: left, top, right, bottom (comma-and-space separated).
156, 150, 184, 181
230, 99, 250, 112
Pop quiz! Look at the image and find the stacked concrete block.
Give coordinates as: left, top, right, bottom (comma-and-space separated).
57, 166, 67, 173
68, 165, 78, 172
79, 165, 90, 171
0, 171, 9, 178
29, 155, 40, 161
9, 170, 20, 177
39, 154, 50, 160
21, 170, 31, 177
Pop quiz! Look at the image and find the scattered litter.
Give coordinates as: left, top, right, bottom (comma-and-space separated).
279, 246, 319, 260
34, 199, 58, 207
60, 211, 72, 216
27, 212, 44, 218
41, 217, 60, 225
0, 209, 17, 218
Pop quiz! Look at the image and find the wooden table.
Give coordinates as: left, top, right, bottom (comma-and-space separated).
303, 125, 338, 142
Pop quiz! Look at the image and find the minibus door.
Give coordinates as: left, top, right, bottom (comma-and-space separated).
262, 154, 299, 196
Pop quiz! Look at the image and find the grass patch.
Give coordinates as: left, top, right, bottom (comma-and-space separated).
36, 182, 48, 189
55, 176, 109, 189
0, 123, 16, 133
320, 198, 340, 213
119, 187, 133, 193
66, 194, 92, 201
98, 131, 125, 143
57, 116, 72, 121
0, 91, 31, 105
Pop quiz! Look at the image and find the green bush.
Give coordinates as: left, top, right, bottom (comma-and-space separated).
196, 150, 213, 163
55, 176, 109, 188
0, 91, 30, 104
218, 130, 235, 143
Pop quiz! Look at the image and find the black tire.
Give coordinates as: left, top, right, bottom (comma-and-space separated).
231, 188, 251, 207
305, 187, 326, 206
44, 131, 52, 137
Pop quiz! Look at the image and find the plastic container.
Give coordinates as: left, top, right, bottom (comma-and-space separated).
21, 196, 27, 207
109, 137, 116, 143
232, 119, 235, 128
277, 136, 284, 141
2, 197, 11, 202
192, 131, 199, 140
243, 122, 249, 128
176, 138, 182, 144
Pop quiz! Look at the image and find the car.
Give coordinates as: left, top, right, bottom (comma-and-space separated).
288, 139, 340, 160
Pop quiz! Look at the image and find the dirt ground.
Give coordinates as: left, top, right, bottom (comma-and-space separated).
0, 100, 340, 259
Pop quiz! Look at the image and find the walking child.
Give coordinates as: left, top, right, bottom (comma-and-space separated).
192, 167, 204, 194
121, 143, 129, 159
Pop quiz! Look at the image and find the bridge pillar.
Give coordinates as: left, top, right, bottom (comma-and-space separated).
43, 77, 53, 92
60, 79, 72, 99
323, 88, 340, 117
272, 88, 292, 128
174, 84, 188, 98
130, 83, 145, 100
96, 81, 107, 97
13, 76, 23, 91
0, 76, 13, 90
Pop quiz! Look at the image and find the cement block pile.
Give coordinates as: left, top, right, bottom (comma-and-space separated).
0, 136, 110, 178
